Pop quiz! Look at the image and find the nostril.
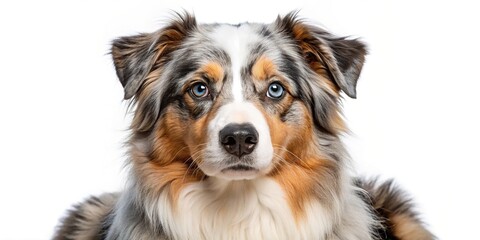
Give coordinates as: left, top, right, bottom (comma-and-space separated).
245, 136, 258, 145
220, 133, 241, 156
222, 136, 237, 146
242, 134, 257, 155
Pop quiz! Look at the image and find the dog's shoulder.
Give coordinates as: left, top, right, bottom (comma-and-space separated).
53, 193, 118, 240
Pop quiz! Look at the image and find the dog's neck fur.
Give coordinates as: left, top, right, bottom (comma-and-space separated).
164, 177, 316, 239
108, 145, 376, 240
110, 176, 375, 240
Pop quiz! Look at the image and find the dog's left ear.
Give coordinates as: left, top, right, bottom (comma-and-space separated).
319, 36, 367, 99
276, 13, 367, 98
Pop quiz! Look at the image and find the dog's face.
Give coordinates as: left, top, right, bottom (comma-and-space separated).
111, 13, 366, 181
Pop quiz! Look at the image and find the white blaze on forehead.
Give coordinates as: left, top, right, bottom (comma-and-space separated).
202, 25, 273, 180
209, 102, 269, 131
209, 24, 259, 102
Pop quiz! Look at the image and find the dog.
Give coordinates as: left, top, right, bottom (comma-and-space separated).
54, 12, 434, 240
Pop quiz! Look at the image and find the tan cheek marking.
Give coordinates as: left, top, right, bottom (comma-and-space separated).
149, 108, 189, 164
258, 101, 322, 221
184, 115, 210, 165
201, 62, 224, 81
252, 55, 276, 80
137, 107, 205, 207
256, 102, 288, 148
264, 102, 341, 222
282, 108, 342, 222
267, 102, 313, 163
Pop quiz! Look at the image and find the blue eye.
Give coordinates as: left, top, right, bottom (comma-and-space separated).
267, 82, 285, 99
190, 83, 209, 98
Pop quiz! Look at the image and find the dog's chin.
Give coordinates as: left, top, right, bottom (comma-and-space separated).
217, 165, 261, 180
199, 148, 274, 181
199, 163, 270, 181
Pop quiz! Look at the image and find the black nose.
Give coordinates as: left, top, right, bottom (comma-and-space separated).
219, 123, 258, 157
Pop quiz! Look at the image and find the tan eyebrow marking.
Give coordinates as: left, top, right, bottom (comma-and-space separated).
252, 55, 276, 80
200, 62, 224, 81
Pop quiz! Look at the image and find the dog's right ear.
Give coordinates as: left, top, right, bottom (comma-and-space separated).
111, 13, 197, 99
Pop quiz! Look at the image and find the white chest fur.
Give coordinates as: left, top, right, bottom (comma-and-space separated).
154, 177, 332, 240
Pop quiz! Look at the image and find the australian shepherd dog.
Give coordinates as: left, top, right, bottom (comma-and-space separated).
54, 12, 434, 240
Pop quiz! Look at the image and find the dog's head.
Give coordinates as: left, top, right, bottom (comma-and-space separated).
111, 12, 366, 181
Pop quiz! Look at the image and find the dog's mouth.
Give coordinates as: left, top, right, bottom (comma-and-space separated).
218, 164, 260, 180
222, 164, 258, 172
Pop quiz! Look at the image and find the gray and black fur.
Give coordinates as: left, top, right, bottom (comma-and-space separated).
53, 12, 434, 240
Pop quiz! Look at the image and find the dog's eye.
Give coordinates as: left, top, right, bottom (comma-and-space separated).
190, 83, 209, 98
266, 82, 285, 99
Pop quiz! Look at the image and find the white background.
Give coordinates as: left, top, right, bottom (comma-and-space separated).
0, 0, 478, 239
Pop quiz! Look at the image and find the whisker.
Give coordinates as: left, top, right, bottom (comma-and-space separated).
272, 144, 303, 161
274, 145, 320, 169
181, 148, 204, 183
272, 145, 316, 173
271, 153, 291, 184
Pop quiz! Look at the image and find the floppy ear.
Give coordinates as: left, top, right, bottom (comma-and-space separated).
111, 13, 197, 100
276, 12, 367, 98
111, 33, 161, 99
111, 13, 197, 133
275, 13, 367, 134
312, 33, 367, 99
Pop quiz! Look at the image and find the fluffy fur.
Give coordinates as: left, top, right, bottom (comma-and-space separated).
54, 12, 434, 240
